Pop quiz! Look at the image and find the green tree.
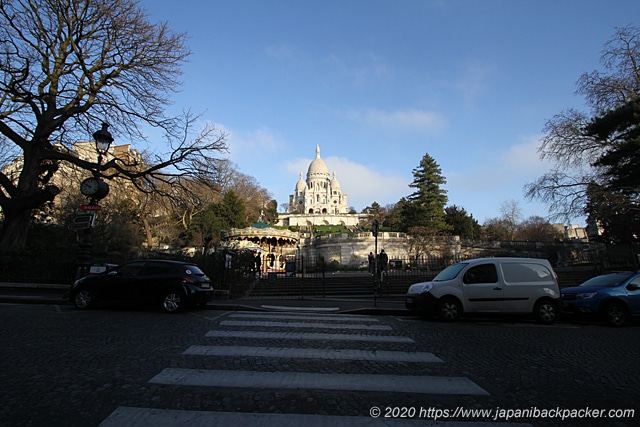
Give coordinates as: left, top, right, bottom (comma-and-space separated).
399, 153, 450, 232
363, 201, 387, 228
382, 201, 404, 231
584, 98, 640, 244
444, 205, 481, 239
189, 191, 248, 248
262, 199, 279, 225
0, 0, 227, 248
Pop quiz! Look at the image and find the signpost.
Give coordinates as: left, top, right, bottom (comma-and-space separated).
78, 204, 101, 211
68, 209, 97, 230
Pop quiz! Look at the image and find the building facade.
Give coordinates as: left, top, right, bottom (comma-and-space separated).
288, 145, 349, 215
278, 145, 368, 228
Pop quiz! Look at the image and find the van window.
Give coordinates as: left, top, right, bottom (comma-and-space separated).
502, 263, 552, 283
463, 264, 498, 284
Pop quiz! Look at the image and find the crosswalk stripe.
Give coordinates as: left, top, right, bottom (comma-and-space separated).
100, 407, 533, 427
228, 312, 380, 322
205, 330, 415, 343
220, 320, 393, 330
149, 368, 490, 395
183, 345, 443, 362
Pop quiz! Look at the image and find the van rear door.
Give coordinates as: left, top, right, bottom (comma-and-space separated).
500, 262, 556, 312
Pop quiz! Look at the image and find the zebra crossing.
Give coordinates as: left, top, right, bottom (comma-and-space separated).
99, 310, 532, 426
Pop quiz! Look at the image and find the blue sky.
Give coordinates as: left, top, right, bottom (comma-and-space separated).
138, 0, 639, 225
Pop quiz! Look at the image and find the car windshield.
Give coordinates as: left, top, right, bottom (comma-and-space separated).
433, 263, 468, 281
579, 273, 634, 288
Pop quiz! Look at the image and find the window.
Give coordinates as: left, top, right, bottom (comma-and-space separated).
142, 262, 175, 276
116, 261, 145, 277
502, 263, 552, 283
463, 264, 498, 284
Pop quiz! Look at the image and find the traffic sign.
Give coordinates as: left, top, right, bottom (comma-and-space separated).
73, 215, 94, 224
68, 213, 96, 231
79, 204, 101, 211
68, 223, 91, 230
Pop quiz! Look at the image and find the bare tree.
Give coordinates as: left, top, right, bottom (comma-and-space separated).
0, 0, 227, 248
499, 199, 523, 241
525, 25, 640, 221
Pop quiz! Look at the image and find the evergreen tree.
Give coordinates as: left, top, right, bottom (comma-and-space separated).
585, 97, 640, 244
189, 190, 248, 247
262, 199, 279, 225
399, 153, 450, 232
444, 205, 481, 239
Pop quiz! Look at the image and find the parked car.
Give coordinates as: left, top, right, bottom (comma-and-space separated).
69, 259, 214, 313
405, 257, 561, 324
561, 271, 640, 326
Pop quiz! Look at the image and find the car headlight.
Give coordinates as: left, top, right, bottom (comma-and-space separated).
409, 282, 434, 294
576, 292, 597, 299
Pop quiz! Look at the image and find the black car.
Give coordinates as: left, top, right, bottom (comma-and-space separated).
69, 260, 214, 313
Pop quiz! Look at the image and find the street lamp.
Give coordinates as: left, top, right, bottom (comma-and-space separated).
80, 123, 112, 202
74, 123, 114, 279
92, 122, 114, 167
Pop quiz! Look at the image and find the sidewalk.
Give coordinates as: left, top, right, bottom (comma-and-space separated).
0, 282, 410, 315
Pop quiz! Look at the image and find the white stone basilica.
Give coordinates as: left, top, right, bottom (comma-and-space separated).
276, 146, 369, 228
288, 145, 349, 215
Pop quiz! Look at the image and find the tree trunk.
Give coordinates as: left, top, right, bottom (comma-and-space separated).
0, 207, 32, 248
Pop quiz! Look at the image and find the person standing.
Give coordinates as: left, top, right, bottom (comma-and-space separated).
379, 249, 388, 275
254, 252, 262, 277
368, 252, 375, 274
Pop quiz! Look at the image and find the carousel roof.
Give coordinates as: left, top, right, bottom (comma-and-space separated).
221, 223, 299, 242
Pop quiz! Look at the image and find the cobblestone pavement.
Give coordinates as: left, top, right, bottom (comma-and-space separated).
0, 302, 637, 427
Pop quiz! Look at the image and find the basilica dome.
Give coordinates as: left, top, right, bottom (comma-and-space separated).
307, 145, 329, 178
331, 171, 341, 191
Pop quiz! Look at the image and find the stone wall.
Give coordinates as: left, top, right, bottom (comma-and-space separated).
298, 232, 598, 268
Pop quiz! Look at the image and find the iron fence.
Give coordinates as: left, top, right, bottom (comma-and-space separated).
2, 243, 638, 298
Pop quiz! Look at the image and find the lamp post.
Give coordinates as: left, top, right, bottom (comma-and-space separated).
93, 122, 114, 172
74, 123, 114, 279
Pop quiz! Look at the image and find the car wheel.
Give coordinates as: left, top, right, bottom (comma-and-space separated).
437, 298, 461, 322
161, 291, 185, 313
74, 289, 95, 309
603, 302, 628, 327
534, 300, 558, 324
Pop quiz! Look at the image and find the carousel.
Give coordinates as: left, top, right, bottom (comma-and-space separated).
220, 222, 299, 271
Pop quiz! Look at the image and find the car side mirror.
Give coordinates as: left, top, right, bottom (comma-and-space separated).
628, 283, 640, 290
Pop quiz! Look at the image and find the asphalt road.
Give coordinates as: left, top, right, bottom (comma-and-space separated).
0, 302, 637, 427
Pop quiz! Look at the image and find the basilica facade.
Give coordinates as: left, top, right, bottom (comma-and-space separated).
288, 145, 348, 215
277, 145, 369, 228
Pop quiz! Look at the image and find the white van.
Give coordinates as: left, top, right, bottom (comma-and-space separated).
405, 257, 561, 324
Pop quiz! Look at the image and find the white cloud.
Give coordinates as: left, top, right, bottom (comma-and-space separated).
342, 108, 446, 133
225, 126, 285, 163
443, 135, 556, 221
501, 135, 551, 175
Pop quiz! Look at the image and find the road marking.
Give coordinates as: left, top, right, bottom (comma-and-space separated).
261, 304, 340, 312
100, 407, 533, 426
183, 345, 443, 362
149, 368, 489, 395
205, 330, 414, 343
228, 312, 380, 322
220, 320, 393, 330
